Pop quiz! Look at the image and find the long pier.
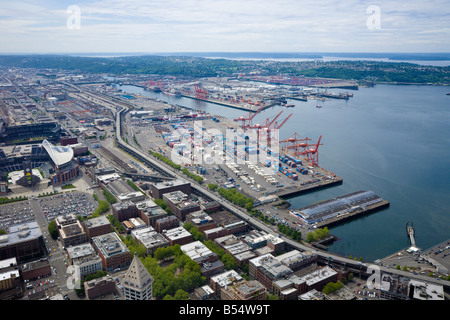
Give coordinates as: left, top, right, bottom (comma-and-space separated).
406, 222, 417, 248
314, 199, 390, 228
180, 94, 275, 112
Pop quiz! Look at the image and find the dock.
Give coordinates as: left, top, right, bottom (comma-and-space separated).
180, 94, 273, 112
288, 95, 308, 101
288, 190, 390, 229
314, 199, 390, 228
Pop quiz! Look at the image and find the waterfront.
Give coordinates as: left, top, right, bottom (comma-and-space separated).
117, 83, 450, 262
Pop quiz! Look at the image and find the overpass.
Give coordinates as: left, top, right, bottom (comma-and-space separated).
122, 171, 175, 182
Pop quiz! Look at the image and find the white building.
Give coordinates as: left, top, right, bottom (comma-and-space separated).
121, 253, 154, 300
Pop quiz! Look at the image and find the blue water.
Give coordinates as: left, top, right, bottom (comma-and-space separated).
118, 83, 450, 262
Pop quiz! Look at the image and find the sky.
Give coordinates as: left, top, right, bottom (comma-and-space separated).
0, 0, 449, 54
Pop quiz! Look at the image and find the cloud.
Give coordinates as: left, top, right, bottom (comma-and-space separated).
0, 0, 449, 53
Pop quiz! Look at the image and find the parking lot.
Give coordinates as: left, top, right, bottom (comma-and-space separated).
39, 191, 97, 221
0, 200, 35, 230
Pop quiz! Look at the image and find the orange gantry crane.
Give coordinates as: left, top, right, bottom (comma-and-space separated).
194, 84, 208, 100
233, 104, 265, 130
301, 135, 323, 167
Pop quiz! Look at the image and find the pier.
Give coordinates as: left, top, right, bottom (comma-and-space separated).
180, 94, 274, 112
287, 190, 390, 229
406, 222, 417, 248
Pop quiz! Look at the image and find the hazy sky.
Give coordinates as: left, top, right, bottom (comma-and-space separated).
1, 0, 449, 53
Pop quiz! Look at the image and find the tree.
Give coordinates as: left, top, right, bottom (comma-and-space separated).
207, 184, 218, 191
48, 220, 59, 239
322, 281, 344, 295
222, 253, 238, 270
306, 232, 315, 243
174, 289, 189, 300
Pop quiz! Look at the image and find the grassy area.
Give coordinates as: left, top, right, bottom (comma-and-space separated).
61, 184, 76, 189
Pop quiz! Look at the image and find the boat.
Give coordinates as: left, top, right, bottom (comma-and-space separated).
286, 104, 295, 108
316, 105, 322, 108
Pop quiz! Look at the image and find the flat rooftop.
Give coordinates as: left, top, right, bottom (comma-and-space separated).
92, 232, 129, 258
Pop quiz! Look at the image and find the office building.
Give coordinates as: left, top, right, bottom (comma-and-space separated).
122, 253, 154, 300
92, 233, 131, 272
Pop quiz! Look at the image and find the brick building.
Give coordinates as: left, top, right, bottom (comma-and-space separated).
83, 216, 112, 242
92, 233, 131, 272
150, 179, 191, 199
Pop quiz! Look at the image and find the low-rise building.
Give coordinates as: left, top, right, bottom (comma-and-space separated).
0, 222, 44, 262
220, 279, 266, 300
92, 233, 131, 272
203, 227, 228, 241
209, 270, 243, 297
83, 216, 112, 242
181, 241, 224, 279
248, 254, 293, 293
55, 214, 88, 247
0, 257, 21, 292
131, 227, 169, 255
186, 211, 217, 232
298, 266, 338, 295
154, 216, 179, 233
163, 191, 200, 221
66, 243, 103, 278
136, 199, 168, 227
150, 179, 191, 199
276, 250, 318, 271
214, 234, 255, 266
21, 258, 52, 281
111, 201, 138, 222
244, 230, 285, 254
84, 275, 116, 300
162, 227, 193, 246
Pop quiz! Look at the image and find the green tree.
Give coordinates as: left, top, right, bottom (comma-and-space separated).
48, 220, 59, 239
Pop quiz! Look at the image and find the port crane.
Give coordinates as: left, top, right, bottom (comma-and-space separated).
246, 111, 284, 147
300, 135, 323, 167
258, 113, 292, 148
280, 132, 303, 150
249, 110, 284, 131
289, 137, 312, 156
194, 84, 208, 100
233, 104, 265, 130
145, 79, 165, 91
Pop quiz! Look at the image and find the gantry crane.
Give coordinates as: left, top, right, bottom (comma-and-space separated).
233, 104, 265, 130
301, 135, 323, 167
194, 84, 208, 100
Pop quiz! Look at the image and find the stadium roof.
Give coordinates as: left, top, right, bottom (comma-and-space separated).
42, 139, 73, 167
